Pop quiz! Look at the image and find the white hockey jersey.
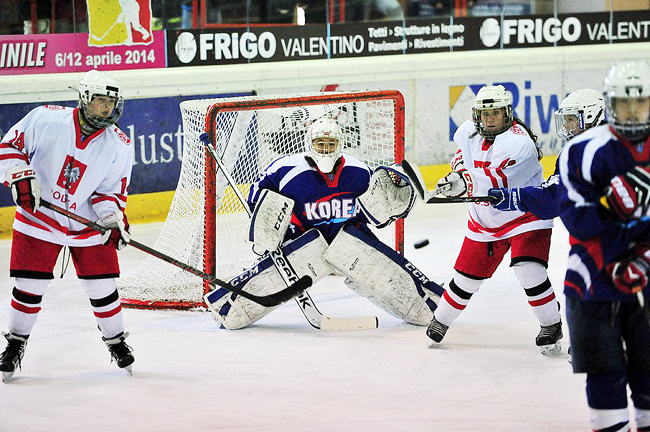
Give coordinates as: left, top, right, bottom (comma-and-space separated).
0, 106, 133, 246
453, 119, 553, 242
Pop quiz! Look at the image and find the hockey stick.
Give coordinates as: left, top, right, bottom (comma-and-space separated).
401, 159, 496, 204
90, 17, 121, 41
202, 135, 378, 331
40, 200, 310, 307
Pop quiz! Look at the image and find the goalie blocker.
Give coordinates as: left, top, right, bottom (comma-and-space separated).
205, 225, 443, 329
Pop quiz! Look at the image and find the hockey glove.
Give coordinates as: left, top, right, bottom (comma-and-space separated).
5, 165, 41, 212
450, 150, 465, 172
607, 243, 650, 294
604, 166, 650, 221
97, 211, 130, 250
434, 169, 475, 198
487, 188, 524, 211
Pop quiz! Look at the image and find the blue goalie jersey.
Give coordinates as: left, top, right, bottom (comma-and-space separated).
247, 154, 372, 243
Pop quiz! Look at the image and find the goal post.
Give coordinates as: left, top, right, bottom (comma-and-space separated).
118, 90, 406, 310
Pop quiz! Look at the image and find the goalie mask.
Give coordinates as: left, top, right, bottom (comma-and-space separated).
78, 69, 124, 130
307, 117, 343, 173
472, 85, 514, 140
554, 88, 605, 141
603, 61, 650, 142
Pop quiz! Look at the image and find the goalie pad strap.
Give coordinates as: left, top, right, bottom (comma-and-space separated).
249, 189, 295, 252
205, 229, 332, 329
323, 224, 443, 325
357, 165, 416, 228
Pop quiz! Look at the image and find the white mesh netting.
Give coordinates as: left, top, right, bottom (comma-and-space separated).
117, 91, 404, 308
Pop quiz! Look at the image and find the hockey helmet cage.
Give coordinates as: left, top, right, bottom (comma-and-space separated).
307, 117, 343, 173
603, 60, 650, 141
78, 69, 124, 129
472, 85, 514, 140
554, 88, 605, 141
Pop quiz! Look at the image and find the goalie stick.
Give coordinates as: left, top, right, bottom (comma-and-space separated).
40, 200, 310, 307
202, 134, 378, 331
401, 159, 496, 204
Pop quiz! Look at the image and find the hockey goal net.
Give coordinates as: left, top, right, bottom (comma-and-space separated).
118, 90, 405, 309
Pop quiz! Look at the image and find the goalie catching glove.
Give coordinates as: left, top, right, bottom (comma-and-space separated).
97, 211, 130, 250
357, 164, 416, 228
434, 169, 475, 198
5, 165, 41, 212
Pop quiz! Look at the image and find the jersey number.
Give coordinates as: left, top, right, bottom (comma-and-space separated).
8, 130, 25, 152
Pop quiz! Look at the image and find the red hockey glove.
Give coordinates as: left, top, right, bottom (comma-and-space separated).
604, 166, 650, 221
97, 212, 131, 250
607, 243, 650, 294
5, 165, 41, 212
434, 169, 475, 198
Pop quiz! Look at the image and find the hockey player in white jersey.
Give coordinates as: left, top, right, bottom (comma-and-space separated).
0, 70, 134, 381
426, 85, 563, 354
204, 117, 444, 330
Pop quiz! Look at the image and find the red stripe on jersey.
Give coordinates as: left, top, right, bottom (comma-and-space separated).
468, 212, 539, 236
528, 292, 555, 307
16, 211, 98, 238
482, 167, 499, 187
569, 235, 604, 271
91, 194, 125, 210
0, 153, 30, 164
443, 290, 466, 310
94, 305, 122, 318
565, 280, 583, 296
11, 299, 41, 314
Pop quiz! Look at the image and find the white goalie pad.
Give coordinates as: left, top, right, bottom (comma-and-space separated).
322, 225, 443, 325
205, 229, 332, 329
249, 189, 295, 252
357, 165, 416, 228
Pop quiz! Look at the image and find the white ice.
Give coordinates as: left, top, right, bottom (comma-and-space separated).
0, 202, 602, 431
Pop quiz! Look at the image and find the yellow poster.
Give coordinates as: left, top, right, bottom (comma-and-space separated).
87, 0, 153, 47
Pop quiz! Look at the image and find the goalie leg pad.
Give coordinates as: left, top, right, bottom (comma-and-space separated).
249, 189, 295, 252
205, 229, 332, 329
323, 224, 443, 325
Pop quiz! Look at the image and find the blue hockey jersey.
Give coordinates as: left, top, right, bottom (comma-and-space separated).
558, 125, 650, 301
248, 153, 372, 243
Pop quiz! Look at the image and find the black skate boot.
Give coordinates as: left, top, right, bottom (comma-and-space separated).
0, 332, 29, 383
103, 332, 134, 373
426, 316, 449, 345
536, 322, 563, 355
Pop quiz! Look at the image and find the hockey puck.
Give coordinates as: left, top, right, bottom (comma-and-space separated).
414, 239, 429, 249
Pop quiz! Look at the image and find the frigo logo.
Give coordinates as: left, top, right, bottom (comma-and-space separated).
175, 31, 277, 63
479, 16, 581, 47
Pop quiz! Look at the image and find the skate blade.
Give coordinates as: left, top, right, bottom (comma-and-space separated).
2, 371, 15, 383
427, 338, 441, 349
540, 341, 561, 356
123, 365, 133, 375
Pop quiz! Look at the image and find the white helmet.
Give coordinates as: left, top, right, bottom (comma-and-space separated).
307, 117, 343, 173
554, 88, 605, 141
78, 69, 124, 129
603, 61, 650, 141
472, 85, 514, 140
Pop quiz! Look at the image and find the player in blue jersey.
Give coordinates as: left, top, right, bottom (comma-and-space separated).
205, 117, 444, 330
559, 61, 650, 432
486, 88, 605, 219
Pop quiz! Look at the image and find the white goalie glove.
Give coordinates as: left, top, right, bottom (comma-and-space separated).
357, 165, 417, 228
249, 189, 295, 252
434, 169, 476, 197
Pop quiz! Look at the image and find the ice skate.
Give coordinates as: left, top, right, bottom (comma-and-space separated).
103, 332, 134, 374
536, 322, 563, 355
426, 316, 449, 346
0, 333, 28, 383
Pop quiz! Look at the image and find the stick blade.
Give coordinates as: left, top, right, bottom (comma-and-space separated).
401, 159, 428, 201
320, 316, 379, 331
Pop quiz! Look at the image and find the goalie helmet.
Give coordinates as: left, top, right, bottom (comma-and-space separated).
603, 60, 650, 141
472, 85, 514, 140
78, 69, 124, 129
554, 89, 605, 141
307, 117, 343, 173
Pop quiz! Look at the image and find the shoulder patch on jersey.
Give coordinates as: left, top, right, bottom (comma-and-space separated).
114, 127, 131, 145
43, 105, 66, 110
511, 124, 526, 136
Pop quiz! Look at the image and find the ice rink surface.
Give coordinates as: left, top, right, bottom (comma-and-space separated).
0, 202, 603, 431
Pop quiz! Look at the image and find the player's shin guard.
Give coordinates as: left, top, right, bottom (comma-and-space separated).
80, 279, 125, 339
512, 262, 561, 326
205, 229, 332, 329
323, 224, 443, 325
588, 372, 630, 431
8, 278, 49, 337
589, 408, 630, 432
434, 273, 483, 328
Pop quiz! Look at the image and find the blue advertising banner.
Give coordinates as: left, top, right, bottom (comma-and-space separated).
0, 91, 251, 207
